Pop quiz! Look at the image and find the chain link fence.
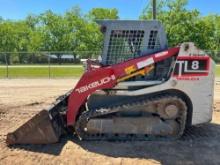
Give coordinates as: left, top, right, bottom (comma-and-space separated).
0, 50, 219, 78
0, 51, 101, 78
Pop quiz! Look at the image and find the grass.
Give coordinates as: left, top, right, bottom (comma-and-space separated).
0, 65, 220, 78
215, 65, 220, 77
0, 66, 83, 78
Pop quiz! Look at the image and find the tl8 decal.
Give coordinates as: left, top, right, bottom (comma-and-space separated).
173, 56, 209, 77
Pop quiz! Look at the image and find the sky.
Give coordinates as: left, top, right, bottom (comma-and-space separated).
0, 0, 219, 20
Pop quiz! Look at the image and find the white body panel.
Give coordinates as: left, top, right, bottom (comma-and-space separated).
114, 43, 215, 126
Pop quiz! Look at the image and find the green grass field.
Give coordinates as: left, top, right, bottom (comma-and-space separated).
215, 66, 220, 77
0, 66, 84, 78
0, 65, 220, 78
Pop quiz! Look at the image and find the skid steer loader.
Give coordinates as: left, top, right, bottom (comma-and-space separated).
6, 20, 215, 144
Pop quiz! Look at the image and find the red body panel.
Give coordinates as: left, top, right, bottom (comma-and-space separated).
67, 47, 180, 126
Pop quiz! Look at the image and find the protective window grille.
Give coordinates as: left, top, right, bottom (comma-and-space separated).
148, 30, 160, 50
106, 30, 145, 64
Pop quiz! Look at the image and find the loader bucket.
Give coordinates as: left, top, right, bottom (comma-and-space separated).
6, 110, 62, 145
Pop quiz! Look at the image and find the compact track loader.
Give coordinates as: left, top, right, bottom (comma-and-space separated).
6, 20, 215, 144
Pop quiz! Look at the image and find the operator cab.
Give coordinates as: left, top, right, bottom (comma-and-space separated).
97, 20, 173, 83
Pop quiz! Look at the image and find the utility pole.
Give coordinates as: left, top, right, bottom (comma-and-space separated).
152, 0, 156, 20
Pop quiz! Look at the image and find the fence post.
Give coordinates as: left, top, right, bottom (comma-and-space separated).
48, 52, 51, 79
4, 53, 8, 78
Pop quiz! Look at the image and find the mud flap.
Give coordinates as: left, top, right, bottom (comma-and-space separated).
6, 110, 63, 145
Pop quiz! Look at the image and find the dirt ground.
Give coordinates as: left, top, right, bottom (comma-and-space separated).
0, 79, 220, 165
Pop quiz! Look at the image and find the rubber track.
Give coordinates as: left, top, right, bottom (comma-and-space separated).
75, 94, 187, 141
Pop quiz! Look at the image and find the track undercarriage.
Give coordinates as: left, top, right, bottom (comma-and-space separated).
75, 94, 187, 141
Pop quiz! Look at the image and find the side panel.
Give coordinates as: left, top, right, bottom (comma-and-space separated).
113, 56, 215, 125
173, 56, 215, 125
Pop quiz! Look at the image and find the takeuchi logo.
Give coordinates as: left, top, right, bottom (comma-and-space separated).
75, 75, 116, 93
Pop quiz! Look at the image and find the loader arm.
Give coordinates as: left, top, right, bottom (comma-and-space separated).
67, 47, 180, 126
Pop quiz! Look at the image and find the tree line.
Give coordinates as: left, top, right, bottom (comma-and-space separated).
0, 0, 220, 64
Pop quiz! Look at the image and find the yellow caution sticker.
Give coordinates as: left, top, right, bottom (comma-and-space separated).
125, 65, 136, 74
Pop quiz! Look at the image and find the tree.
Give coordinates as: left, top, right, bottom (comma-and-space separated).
0, 7, 120, 63
81, 8, 119, 58
140, 0, 168, 20
88, 8, 119, 20
0, 3, 218, 64
0, 21, 18, 64
25, 14, 39, 30
140, 0, 219, 52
